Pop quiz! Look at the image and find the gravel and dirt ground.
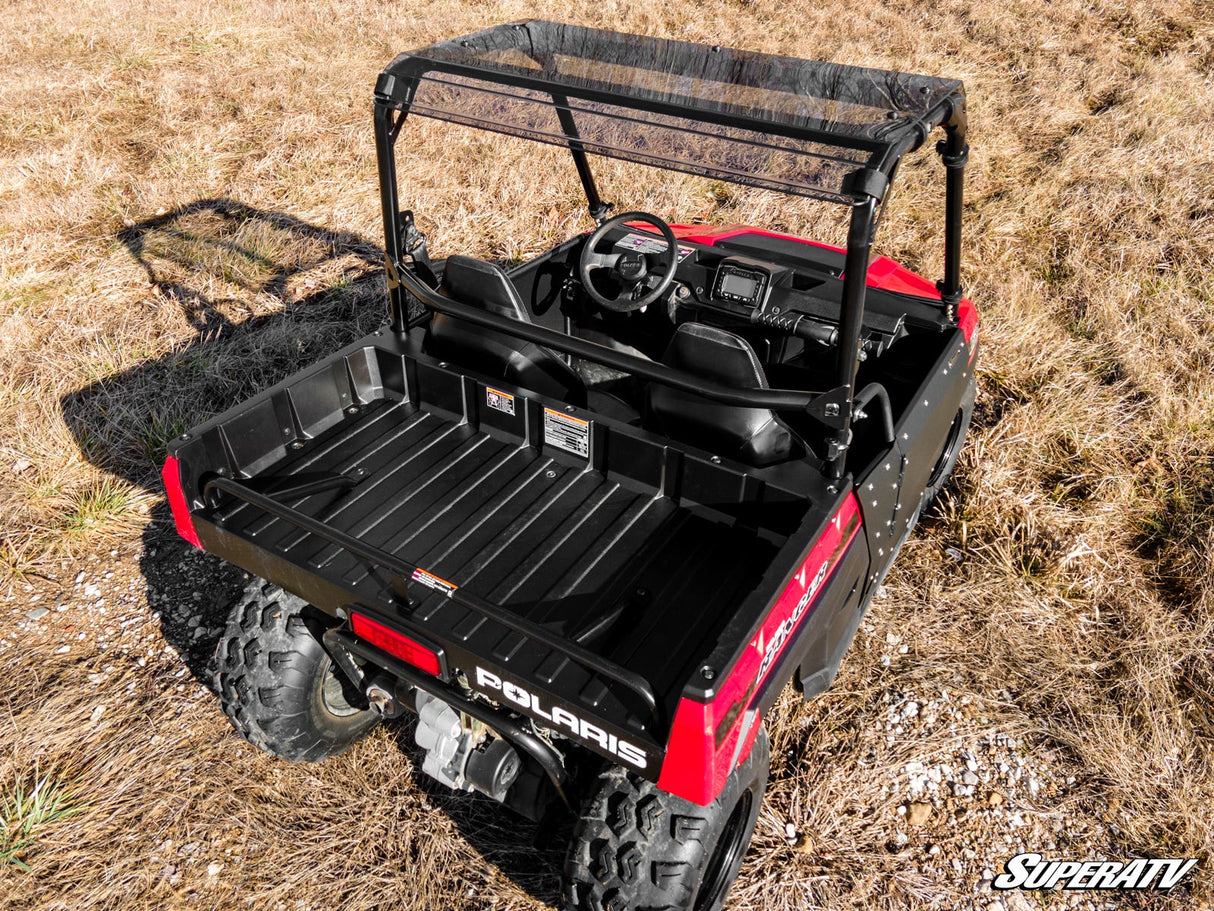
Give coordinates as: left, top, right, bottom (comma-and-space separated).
2, 1, 1212, 909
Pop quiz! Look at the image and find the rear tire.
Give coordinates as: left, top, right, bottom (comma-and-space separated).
922, 377, 976, 505
213, 578, 377, 761
563, 727, 769, 911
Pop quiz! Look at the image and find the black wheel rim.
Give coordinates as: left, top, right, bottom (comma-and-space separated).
694, 790, 754, 911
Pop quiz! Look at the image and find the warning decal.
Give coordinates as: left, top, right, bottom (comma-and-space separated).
543, 407, 590, 459
486, 386, 515, 416
411, 568, 458, 597
614, 232, 695, 262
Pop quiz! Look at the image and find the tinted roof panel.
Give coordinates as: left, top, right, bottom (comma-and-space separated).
381, 21, 965, 202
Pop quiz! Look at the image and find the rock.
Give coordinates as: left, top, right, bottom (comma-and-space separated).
963, 770, 979, 786
988, 792, 1005, 807
206, 861, 223, 877
55, 645, 70, 654
1005, 894, 1034, 911
25, 607, 49, 621
985, 900, 1006, 911
785, 822, 797, 840
906, 802, 933, 825
89, 706, 105, 724
793, 833, 814, 854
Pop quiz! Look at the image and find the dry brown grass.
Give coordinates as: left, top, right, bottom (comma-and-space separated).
2, 0, 1213, 908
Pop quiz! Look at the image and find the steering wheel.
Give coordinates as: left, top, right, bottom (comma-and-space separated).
578, 211, 679, 312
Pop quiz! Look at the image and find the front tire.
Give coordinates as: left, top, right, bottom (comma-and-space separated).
563, 727, 769, 911
213, 578, 377, 761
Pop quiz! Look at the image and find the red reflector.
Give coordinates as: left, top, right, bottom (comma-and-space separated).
351, 613, 441, 676
161, 456, 201, 549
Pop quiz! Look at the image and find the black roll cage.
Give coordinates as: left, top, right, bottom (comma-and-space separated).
373, 26, 968, 478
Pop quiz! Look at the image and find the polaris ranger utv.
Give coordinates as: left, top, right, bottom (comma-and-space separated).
162, 21, 978, 911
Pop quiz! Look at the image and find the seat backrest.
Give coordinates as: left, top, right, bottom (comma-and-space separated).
426, 256, 585, 404
441, 255, 532, 321
647, 323, 802, 466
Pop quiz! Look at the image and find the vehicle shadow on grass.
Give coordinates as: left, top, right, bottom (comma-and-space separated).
59, 197, 567, 909
62, 197, 389, 681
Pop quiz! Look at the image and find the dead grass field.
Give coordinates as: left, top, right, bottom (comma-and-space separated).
1, 0, 1213, 909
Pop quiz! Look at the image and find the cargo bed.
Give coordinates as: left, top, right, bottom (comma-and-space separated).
170, 335, 837, 753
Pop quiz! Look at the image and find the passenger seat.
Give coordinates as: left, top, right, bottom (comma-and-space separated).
646, 323, 807, 466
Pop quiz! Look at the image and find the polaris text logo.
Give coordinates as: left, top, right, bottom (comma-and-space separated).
474, 668, 647, 769
756, 559, 830, 682
994, 853, 1197, 892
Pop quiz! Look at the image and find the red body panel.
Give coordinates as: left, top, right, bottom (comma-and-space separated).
657, 493, 862, 805
161, 456, 201, 549
958, 297, 979, 347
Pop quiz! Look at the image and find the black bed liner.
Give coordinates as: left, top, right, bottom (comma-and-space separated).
178, 337, 836, 744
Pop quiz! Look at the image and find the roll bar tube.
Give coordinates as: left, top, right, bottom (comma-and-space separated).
387, 257, 831, 413
938, 100, 969, 318
826, 195, 878, 479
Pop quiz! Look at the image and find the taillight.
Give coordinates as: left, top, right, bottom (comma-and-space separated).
351, 612, 442, 676
161, 456, 202, 549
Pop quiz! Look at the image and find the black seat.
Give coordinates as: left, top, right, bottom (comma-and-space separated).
426, 255, 587, 404
647, 323, 806, 466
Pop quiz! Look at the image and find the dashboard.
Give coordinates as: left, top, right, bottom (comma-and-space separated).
596, 225, 909, 356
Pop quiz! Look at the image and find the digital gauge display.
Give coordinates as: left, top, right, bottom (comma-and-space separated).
713, 263, 768, 305
719, 272, 759, 300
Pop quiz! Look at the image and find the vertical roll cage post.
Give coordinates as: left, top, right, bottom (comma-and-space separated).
375, 85, 414, 334
938, 100, 969, 320
827, 194, 879, 480
825, 96, 967, 479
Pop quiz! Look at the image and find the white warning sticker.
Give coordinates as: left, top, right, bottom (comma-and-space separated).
485, 386, 515, 416
614, 232, 695, 262
411, 568, 458, 597
543, 407, 590, 459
